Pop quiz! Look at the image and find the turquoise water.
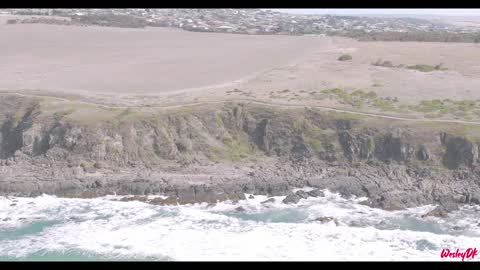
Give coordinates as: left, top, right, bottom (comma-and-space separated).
0, 220, 61, 241
225, 208, 309, 223
1, 193, 479, 261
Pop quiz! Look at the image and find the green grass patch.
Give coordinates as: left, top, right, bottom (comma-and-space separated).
210, 134, 255, 162
406, 64, 447, 72
371, 98, 395, 111
338, 54, 352, 61
410, 99, 480, 116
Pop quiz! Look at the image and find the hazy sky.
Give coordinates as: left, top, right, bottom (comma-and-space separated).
269, 9, 480, 17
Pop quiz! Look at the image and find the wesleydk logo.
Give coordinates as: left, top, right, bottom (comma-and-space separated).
441, 248, 479, 261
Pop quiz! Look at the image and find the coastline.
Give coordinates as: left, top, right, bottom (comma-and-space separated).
1, 95, 480, 215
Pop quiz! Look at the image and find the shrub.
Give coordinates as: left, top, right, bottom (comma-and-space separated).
406, 64, 436, 72
338, 54, 352, 61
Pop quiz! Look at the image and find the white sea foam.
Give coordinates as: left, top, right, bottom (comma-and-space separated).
0, 192, 479, 261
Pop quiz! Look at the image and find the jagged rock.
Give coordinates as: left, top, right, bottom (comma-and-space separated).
295, 190, 309, 199
261, 198, 275, 204
248, 194, 255, 199
308, 176, 368, 198
375, 133, 414, 162
307, 189, 324, 197
282, 193, 301, 204
421, 206, 449, 218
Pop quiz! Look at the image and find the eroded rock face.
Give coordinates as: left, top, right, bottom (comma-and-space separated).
338, 131, 375, 161
374, 133, 414, 162
416, 145, 430, 161
441, 133, 478, 169
1, 96, 480, 211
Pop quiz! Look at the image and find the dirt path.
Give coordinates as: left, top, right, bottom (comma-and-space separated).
6, 92, 480, 125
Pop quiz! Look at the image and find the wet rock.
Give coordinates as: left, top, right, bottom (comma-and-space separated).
227, 192, 246, 201
307, 189, 324, 198
314, 216, 339, 225
2, 218, 11, 221
248, 194, 255, 199
358, 199, 373, 207
193, 185, 218, 204
9, 203, 16, 206
176, 186, 196, 204
421, 206, 449, 218
438, 198, 460, 212
466, 192, 480, 204
120, 195, 147, 202
149, 196, 178, 206
282, 193, 300, 204
235, 206, 246, 212
261, 198, 275, 204
295, 190, 309, 199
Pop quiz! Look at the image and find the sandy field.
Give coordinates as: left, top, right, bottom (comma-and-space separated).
1, 18, 480, 111
0, 20, 331, 94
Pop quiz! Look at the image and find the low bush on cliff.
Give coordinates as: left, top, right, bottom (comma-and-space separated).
407, 63, 447, 72
338, 54, 353, 61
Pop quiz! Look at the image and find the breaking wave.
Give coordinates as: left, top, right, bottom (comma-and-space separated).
1, 189, 479, 261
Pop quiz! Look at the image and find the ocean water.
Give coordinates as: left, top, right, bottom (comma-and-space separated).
1, 189, 480, 261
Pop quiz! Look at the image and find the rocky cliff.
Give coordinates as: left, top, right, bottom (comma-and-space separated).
1, 94, 480, 211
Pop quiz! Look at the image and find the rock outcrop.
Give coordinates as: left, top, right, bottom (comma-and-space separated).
1, 95, 480, 211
